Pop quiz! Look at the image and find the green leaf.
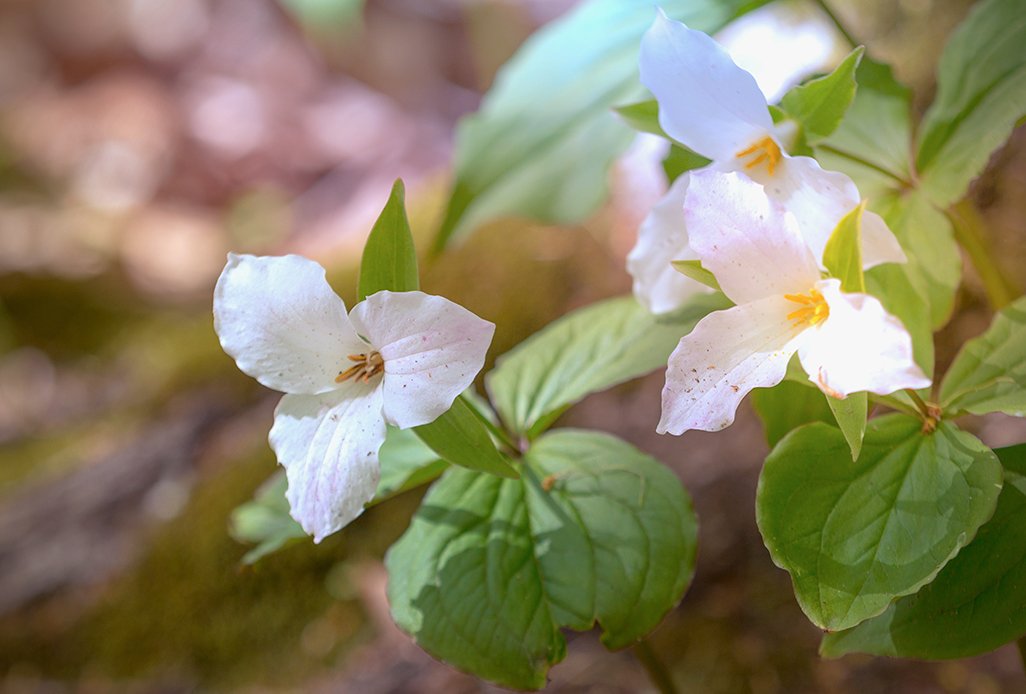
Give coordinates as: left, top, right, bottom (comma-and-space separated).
939, 295, 1026, 416
614, 99, 665, 137
916, 0, 1026, 206
486, 292, 730, 437
779, 47, 864, 144
670, 259, 721, 291
751, 380, 835, 447
822, 200, 866, 293
866, 263, 935, 380
434, 0, 770, 248
358, 179, 419, 301
826, 392, 868, 461
414, 397, 519, 478
662, 144, 712, 182
757, 415, 1003, 631
822, 444, 1026, 659
375, 427, 448, 500
386, 429, 697, 689
230, 472, 308, 565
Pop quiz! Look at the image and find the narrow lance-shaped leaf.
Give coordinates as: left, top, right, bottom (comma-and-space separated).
358, 179, 419, 300
671, 259, 720, 291
822, 443, 1026, 659
414, 396, 519, 479
757, 415, 1003, 631
386, 429, 697, 689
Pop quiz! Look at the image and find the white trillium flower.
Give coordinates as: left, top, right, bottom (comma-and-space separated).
657, 171, 930, 435
627, 11, 906, 315
213, 253, 495, 541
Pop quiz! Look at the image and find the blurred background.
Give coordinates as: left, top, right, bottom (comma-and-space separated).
1, 0, 1025, 691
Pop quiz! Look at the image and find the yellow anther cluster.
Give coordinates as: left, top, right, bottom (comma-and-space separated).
784, 289, 829, 327
735, 136, 782, 175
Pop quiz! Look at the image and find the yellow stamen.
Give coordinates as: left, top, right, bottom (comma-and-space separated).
784, 288, 829, 327
335, 351, 384, 384
735, 136, 782, 175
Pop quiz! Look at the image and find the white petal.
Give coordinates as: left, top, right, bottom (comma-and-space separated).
640, 12, 772, 161
269, 383, 386, 542
658, 295, 808, 434
683, 170, 821, 304
213, 253, 366, 394
349, 291, 495, 429
748, 156, 906, 268
626, 173, 710, 314
798, 279, 931, 398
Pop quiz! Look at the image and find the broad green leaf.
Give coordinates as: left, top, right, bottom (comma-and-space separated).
614, 99, 665, 137
358, 179, 419, 301
779, 47, 863, 144
822, 444, 1026, 659
231, 427, 448, 563
662, 144, 712, 182
757, 415, 1002, 631
940, 295, 1026, 416
866, 263, 934, 380
750, 380, 834, 447
878, 191, 961, 329
814, 57, 914, 201
230, 472, 307, 564
916, 0, 1026, 206
670, 259, 720, 291
386, 429, 697, 689
822, 200, 866, 293
414, 397, 519, 478
434, 0, 770, 248
486, 292, 730, 437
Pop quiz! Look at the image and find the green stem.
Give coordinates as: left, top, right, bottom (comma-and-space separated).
812, 0, 859, 48
904, 389, 931, 418
948, 200, 1019, 310
632, 640, 678, 694
458, 394, 519, 453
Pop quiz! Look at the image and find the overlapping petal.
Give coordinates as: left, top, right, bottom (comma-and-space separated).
658, 295, 808, 434
626, 174, 708, 314
270, 383, 387, 542
213, 253, 365, 395
640, 12, 772, 162
683, 170, 820, 304
349, 290, 495, 429
798, 279, 930, 398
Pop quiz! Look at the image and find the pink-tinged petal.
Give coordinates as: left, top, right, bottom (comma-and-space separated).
798, 279, 930, 398
349, 291, 495, 429
627, 173, 710, 314
640, 12, 772, 162
683, 170, 821, 304
658, 296, 809, 434
213, 253, 366, 395
270, 383, 386, 542
748, 156, 906, 268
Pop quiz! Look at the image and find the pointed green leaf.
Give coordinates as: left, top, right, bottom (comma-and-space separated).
779, 46, 864, 144
822, 444, 1026, 659
757, 415, 1003, 631
375, 426, 448, 499
613, 99, 665, 137
434, 0, 771, 249
358, 179, 419, 301
386, 429, 697, 689
826, 392, 867, 461
940, 295, 1026, 417
916, 0, 1026, 206
414, 397, 519, 478
662, 144, 712, 182
822, 200, 866, 293
751, 380, 835, 447
670, 259, 721, 291
486, 292, 730, 437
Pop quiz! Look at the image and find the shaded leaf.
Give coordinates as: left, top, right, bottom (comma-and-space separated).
358, 179, 419, 301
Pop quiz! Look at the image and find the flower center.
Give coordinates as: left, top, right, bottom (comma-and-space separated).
735, 136, 782, 175
784, 289, 829, 328
335, 351, 384, 384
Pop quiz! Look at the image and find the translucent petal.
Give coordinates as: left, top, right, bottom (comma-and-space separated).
213, 253, 366, 394
683, 170, 821, 304
640, 12, 772, 161
798, 279, 931, 398
748, 156, 906, 268
349, 291, 495, 429
658, 295, 808, 434
269, 384, 386, 542
627, 173, 709, 314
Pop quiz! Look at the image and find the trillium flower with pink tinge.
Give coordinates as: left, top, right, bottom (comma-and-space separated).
657, 171, 930, 436
627, 11, 906, 315
214, 254, 494, 541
